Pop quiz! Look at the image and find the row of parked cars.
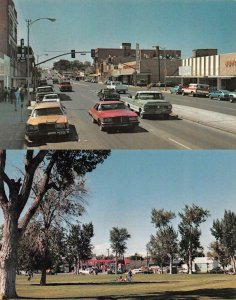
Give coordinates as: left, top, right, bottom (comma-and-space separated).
25, 83, 70, 144
170, 83, 236, 102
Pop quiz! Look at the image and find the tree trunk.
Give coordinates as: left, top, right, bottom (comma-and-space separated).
0, 214, 19, 299
169, 256, 173, 275
40, 267, 47, 286
188, 252, 192, 274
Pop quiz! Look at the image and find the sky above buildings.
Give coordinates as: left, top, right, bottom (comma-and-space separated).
14, 0, 236, 67
1, 150, 236, 256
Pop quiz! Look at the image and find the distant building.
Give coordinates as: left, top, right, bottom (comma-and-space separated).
92, 43, 182, 85
192, 257, 219, 273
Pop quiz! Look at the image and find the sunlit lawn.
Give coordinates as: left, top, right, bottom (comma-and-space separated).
16, 273, 236, 299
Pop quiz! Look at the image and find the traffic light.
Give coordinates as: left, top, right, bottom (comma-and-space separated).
71, 50, 75, 58
91, 49, 95, 58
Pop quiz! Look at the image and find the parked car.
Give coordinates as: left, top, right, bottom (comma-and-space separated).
170, 85, 183, 94
88, 100, 139, 132
209, 267, 224, 274
208, 89, 230, 101
228, 91, 236, 102
25, 102, 70, 143
42, 93, 61, 102
136, 79, 147, 86
79, 268, 94, 275
35, 86, 55, 102
131, 268, 143, 274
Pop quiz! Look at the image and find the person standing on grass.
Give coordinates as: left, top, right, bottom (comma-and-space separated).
127, 269, 132, 283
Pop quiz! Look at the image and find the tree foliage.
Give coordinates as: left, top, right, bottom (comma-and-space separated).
148, 209, 178, 273
109, 227, 131, 274
178, 204, 210, 274
67, 223, 94, 274
211, 210, 236, 272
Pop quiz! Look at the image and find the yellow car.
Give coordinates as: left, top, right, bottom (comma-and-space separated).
25, 102, 70, 143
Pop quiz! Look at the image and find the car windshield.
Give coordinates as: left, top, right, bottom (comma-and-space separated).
100, 103, 126, 110
32, 107, 63, 117
139, 93, 163, 100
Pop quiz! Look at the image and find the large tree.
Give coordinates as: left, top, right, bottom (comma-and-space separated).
211, 210, 236, 273
178, 204, 210, 274
0, 150, 110, 299
109, 227, 131, 274
147, 209, 178, 274
67, 223, 94, 274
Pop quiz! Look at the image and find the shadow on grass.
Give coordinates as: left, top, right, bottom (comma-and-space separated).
18, 283, 236, 300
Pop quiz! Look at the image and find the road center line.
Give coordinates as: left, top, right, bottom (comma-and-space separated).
168, 138, 192, 149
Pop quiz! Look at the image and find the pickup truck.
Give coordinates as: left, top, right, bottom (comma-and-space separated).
122, 91, 172, 119
106, 81, 128, 94
181, 83, 209, 97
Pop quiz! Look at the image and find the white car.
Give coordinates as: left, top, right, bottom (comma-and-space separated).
131, 268, 143, 274
79, 268, 94, 275
42, 93, 61, 102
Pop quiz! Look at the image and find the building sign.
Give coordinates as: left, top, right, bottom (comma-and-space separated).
179, 66, 191, 76
225, 60, 236, 67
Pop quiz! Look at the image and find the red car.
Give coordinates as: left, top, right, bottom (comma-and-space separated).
59, 81, 72, 92
88, 101, 139, 132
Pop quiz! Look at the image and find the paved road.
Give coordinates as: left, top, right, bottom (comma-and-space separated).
1, 82, 236, 149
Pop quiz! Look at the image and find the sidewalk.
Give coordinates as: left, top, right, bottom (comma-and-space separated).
173, 104, 236, 135
0, 101, 29, 149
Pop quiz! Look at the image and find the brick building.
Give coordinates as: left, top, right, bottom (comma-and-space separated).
93, 43, 182, 84
0, 0, 18, 88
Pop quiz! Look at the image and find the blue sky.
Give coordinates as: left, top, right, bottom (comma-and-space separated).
14, 0, 236, 67
2, 150, 236, 257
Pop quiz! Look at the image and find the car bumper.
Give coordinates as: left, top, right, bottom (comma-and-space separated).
25, 128, 70, 141
101, 121, 139, 129
143, 109, 172, 116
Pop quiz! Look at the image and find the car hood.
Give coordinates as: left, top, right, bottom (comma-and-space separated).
27, 115, 68, 125
98, 109, 138, 117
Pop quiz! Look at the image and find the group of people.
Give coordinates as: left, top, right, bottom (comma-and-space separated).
115, 270, 133, 283
0, 86, 26, 111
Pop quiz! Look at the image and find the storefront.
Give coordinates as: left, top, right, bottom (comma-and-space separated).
169, 52, 236, 90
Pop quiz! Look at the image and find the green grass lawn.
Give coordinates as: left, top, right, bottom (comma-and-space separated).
16, 273, 236, 299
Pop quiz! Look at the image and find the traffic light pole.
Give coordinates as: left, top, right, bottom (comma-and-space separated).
35, 51, 91, 66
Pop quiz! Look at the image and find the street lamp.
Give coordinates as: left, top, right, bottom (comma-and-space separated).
26, 17, 56, 102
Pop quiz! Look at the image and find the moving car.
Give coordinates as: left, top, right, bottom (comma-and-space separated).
136, 79, 147, 86
97, 89, 120, 101
59, 81, 72, 92
208, 89, 230, 101
25, 102, 70, 143
88, 100, 139, 132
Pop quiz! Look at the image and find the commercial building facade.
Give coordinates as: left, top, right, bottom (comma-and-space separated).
93, 43, 182, 85
0, 0, 18, 88
174, 49, 236, 90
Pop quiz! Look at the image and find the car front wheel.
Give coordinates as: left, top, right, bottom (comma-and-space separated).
139, 109, 145, 119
